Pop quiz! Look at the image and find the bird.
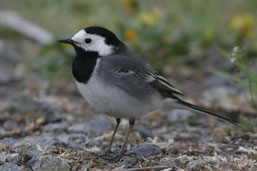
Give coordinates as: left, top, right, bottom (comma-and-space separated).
58, 26, 239, 160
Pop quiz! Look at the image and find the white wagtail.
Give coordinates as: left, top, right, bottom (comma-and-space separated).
58, 26, 239, 160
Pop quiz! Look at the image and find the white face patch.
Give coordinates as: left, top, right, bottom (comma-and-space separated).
71, 29, 114, 56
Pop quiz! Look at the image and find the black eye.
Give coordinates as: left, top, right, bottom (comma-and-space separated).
85, 38, 92, 44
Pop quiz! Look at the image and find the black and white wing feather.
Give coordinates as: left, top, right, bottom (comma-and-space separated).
99, 48, 240, 125
151, 74, 183, 96
99, 50, 183, 98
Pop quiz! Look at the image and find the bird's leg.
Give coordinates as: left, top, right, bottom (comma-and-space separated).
106, 118, 121, 153
119, 117, 135, 155
97, 118, 121, 158
98, 117, 135, 161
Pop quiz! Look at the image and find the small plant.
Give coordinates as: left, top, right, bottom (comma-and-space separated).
215, 46, 257, 132
216, 46, 257, 110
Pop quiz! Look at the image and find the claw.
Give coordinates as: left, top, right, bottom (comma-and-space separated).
98, 153, 123, 162
96, 149, 114, 158
96, 149, 124, 161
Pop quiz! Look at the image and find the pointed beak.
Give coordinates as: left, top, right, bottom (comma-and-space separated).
58, 38, 75, 44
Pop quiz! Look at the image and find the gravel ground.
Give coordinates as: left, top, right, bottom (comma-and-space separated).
0, 39, 256, 171
0, 78, 256, 171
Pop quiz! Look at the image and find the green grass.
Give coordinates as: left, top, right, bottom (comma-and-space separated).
215, 46, 257, 109
1, 0, 257, 79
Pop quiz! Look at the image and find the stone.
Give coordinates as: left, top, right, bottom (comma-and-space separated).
43, 123, 66, 133
24, 136, 58, 150
23, 144, 44, 159
187, 160, 231, 170
84, 139, 101, 147
68, 141, 80, 149
3, 120, 18, 131
126, 144, 162, 158
68, 124, 88, 134
86, 116, 112, 137
56, 133, 70, 145
32, 155, 70, 171
137, 126, 153, 139
161, 159, 175, 166
56, 133, 84, 149
1, 138, 21, 148
68, 116, 112, 137
167, 147, 178, 155
3, 93, 62, 123
5, 153, 21, 164
0, 163, 28, 171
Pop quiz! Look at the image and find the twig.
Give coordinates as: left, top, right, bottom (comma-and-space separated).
0, 10, 53, 45
115, 166, 169, 171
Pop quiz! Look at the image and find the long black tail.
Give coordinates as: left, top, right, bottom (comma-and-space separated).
176, 99, 240, 126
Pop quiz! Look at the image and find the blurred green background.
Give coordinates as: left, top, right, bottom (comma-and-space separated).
1, 0, 257, 99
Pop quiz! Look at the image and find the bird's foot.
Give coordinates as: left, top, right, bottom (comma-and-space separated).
97, 149, 124, 161
98, 152, 123, 162
96, 149, 113, 158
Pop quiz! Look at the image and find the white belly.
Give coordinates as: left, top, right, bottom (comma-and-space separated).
75, 75, 162, 118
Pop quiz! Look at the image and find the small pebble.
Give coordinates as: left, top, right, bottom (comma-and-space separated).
3, 120, 18, 131
32, 155, 70, 171
126, 144, 162, 158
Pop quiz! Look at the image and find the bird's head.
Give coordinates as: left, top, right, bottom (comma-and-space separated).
58, 26, 121, 56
